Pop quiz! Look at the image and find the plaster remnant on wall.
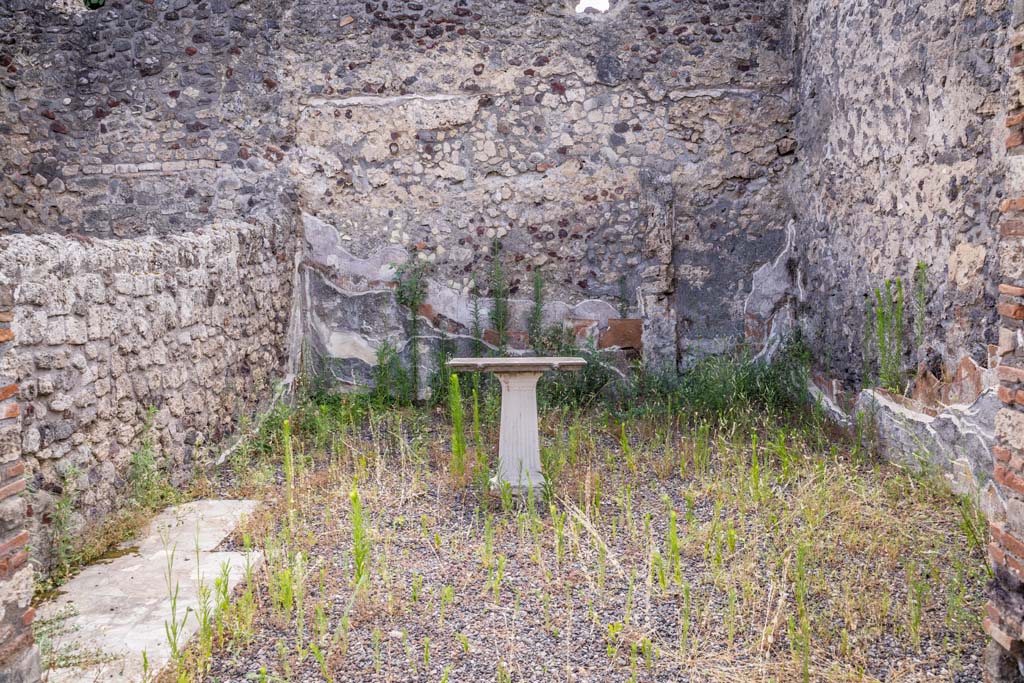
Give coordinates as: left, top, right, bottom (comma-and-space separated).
856, 388, 1001, 509
949, 242, 988, 289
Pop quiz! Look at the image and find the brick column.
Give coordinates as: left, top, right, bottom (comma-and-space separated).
984, 10, 1024, 678
0, 283, 40, 683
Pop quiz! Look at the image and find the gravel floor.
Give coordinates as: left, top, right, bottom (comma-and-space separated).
194, 408, 988, 683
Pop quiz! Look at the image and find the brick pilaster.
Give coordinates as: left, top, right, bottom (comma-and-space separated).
982, 14, 1024, 680
0, 283, 39, 682
986, 253, 1024, 679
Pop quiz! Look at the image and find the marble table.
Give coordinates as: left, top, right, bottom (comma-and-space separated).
447, 356, 587, 493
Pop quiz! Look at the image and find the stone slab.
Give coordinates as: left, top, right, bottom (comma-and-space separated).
447, 356, 586, 373
37, 500, 261, 683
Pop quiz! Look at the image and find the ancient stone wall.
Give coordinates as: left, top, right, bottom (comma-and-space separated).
284, 0, 795, 377
0, 0, 293, 237
4, 0, 1024, 676
4, 0, 796, 384
1, 0, 301, 580
984, 3, 1024, 679
2, 223, 294, 568
789, 0, 1009, 386
0, 2, 302, 671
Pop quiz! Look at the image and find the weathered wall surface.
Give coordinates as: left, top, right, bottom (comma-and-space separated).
3, 0, 797, 384
1, 0, 1023, 674
790, 0, 1009, 385
0, 0, 1009, 538
3, 223, 294, 566
1, 0, 300, 578
0, 0, 293, 237
284, 0, 796, 375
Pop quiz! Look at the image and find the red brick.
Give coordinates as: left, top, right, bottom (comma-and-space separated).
0, 329, 11, 344
0, 630, 34, 665
999, 365, 1024, 384
0, 312, 11, 323
598, 318, 643, 350
997, 464, 1024, 497
0, 550, 29, 579
993, 522, 1024, 561
1000, 303, 1024, 320
0, 478, 25, 503
987, 600, 1003, 622
1009, 129, 1024, 150
0, 530, 28, 557
985, 616, 1021, 651
1001, 385, 1016, 405
1002, 219, 1024, 236
1002, 284, 1024, 297
1001, 198, 1024, 213
4, 461, 24, 480
1013, 49, 1024, 68
0, 384, 15, 402
21, 607, 34, 627
991, 539, 1008, 567
996, 445, 1013, 464
1011, 110, 1024, 128
0, 403, 18, 420
992, 527, 1024, 585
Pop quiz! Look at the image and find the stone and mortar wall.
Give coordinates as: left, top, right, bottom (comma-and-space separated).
1, 0, 301, 578
3, 222, 294, 568
789, 0, 1009, 386
4, 0, 797, 384
1, 0, 1024, 675
0, 4, 301, 675
0, 0, 294, 237
283, 0, 796, 376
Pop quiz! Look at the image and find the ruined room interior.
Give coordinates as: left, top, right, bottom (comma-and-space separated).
3, 0, 1024, 681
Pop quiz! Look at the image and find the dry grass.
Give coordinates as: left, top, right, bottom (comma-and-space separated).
173, 401, 987, 683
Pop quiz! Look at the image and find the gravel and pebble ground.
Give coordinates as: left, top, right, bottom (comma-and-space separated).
192, 405, 988, 683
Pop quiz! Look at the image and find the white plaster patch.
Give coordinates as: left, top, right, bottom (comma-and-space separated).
326, 331, 379, 366
948, 242, 986, 289
675, 264, 712, 288
302, 213, 406, 285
